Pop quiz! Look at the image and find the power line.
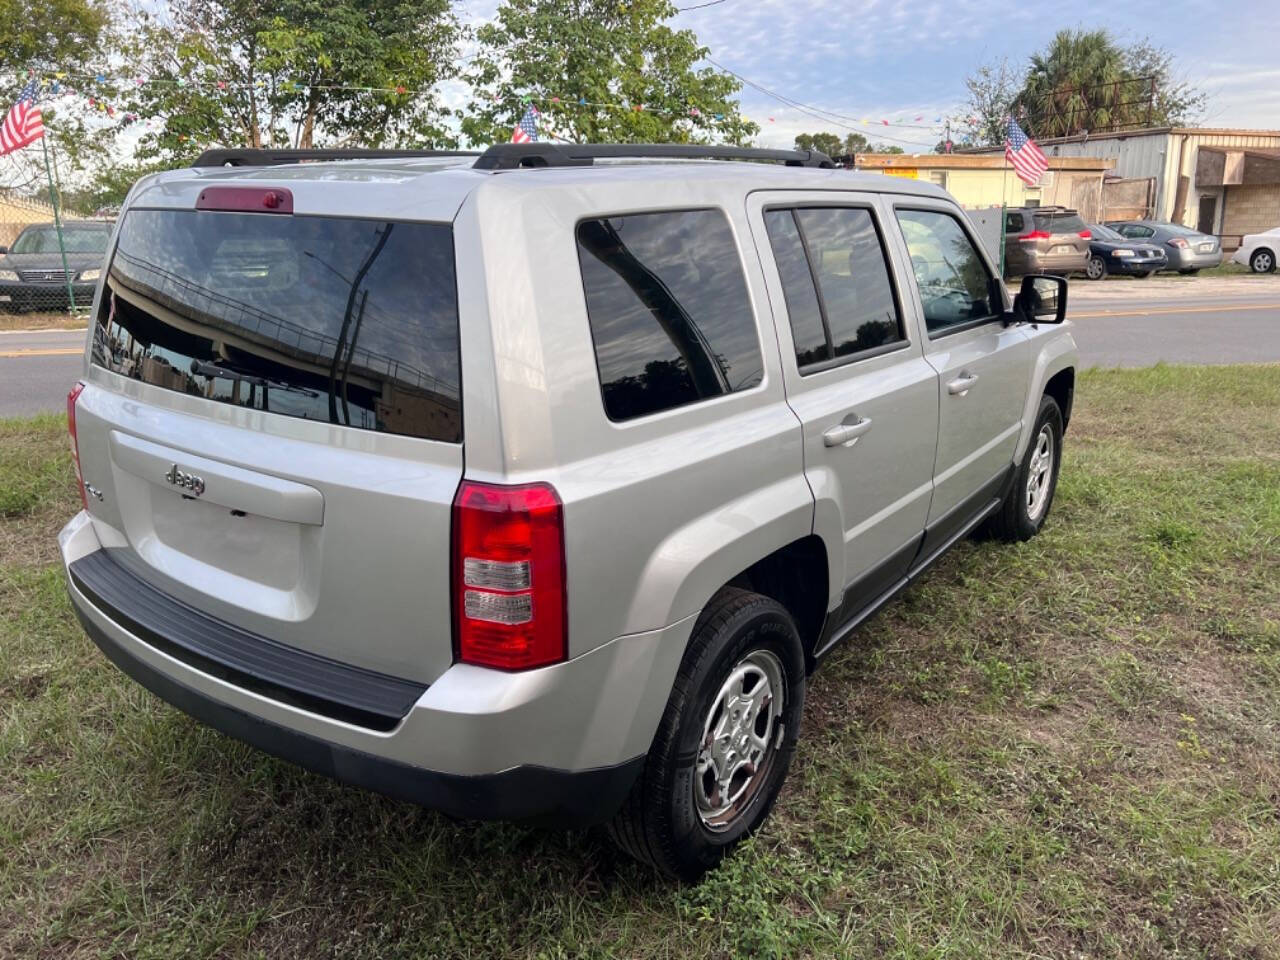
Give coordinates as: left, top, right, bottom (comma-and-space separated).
702, 56, 942, 148
676, 0, 729, 9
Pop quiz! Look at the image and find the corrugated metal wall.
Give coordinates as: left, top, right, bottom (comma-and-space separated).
1039, 131, 1280, 226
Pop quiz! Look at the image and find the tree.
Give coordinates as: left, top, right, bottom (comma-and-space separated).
962, 31, 1206, 144
959, 58, 1019, 147
117, 0, 462, 163
793, 132, 904, 158
460, 0, 757, 147
0, 0, 106, 80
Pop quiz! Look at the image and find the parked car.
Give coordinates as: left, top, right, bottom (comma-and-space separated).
60, 143, 1077, 881
1105, 220, 1223, 274
1230, 227, 1279, 273
0, 220, 113, 311
1002, 206, 1092, 278
1082, 223, 1168, 280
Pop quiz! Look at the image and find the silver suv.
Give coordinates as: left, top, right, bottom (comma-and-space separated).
59, 143, 1077, 881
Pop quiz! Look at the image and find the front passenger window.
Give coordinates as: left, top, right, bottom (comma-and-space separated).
895, 209, 997, 333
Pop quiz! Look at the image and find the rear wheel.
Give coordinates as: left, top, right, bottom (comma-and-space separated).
607, 588, 805, 881
1251, 248, 1275, 274
985, 394, 1063, 542
1085, 255, 1107, 281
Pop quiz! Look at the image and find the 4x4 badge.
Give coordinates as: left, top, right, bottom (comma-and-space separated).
164, 464, 206, 497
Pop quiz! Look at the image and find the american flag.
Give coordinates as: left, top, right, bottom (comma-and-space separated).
1005, 117, 1048, 186
1, 76, 45, 156
510, 105, 539, 144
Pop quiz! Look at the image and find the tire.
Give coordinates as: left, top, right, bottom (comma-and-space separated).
984, 394, 1064, 542
1139, 270, 1156, 279
1085, 255, 1107, 281
1251, 248, 1276, 274
1178, 268, 1200, 275
607, 587, 805, 882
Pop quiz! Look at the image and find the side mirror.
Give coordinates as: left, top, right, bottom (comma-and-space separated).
1011, 274, 1068, 324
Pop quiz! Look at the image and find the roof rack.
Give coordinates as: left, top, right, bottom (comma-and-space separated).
192, 148, 481, 168
473, 143, 835, 170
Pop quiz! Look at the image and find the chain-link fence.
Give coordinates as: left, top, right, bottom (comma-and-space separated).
0, 182, 111, 323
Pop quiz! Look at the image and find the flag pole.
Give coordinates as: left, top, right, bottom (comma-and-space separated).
999, 120, 1010, 278
39, 133, 78, 313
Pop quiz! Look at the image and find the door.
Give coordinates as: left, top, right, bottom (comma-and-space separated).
1197, 196, 1217, 236
749, 192, 939, 620
888, 203, 1032, 550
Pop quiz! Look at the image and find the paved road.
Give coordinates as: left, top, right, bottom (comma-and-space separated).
1067, 287, 1280, 368
1, 281, 1278, 417
0, 329, 85, 417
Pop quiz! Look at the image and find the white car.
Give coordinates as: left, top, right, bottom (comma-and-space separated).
1231, 228, 1279, 273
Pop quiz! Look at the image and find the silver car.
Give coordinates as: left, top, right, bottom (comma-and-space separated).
1106, 219, 1224, 274
60, 143, 1077, 881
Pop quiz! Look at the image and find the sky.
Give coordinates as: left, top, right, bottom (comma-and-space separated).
459, 0, 1279, 151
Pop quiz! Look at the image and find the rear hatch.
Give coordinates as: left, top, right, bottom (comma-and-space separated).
1033, 210, 1091, 263
74, 186, 464, 686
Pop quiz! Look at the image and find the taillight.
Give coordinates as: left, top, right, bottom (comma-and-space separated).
1078, 230, 1092, 239
1019, 230, 1051, 242
67, 381, 87, 510
452, 481, 566, 670
1169, 237, 1189, 248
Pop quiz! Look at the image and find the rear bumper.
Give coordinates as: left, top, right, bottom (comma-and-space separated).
60, 512, 690, 826
1165, 248, 1223, 270
1005, 248, 1088, 276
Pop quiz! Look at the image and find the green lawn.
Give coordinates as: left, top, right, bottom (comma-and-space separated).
2, 366, 1279, 959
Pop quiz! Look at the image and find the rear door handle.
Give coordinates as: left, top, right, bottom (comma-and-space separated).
947, 372, 980, 396
822, 416, 873, 448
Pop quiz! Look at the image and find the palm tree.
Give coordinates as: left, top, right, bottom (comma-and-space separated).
1016, 29, 1133, 138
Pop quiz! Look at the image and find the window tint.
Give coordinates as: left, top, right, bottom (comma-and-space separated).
577, 209, 762, 421
794, 208, 902, 359
93, 210, 461, 442
1006, 212, 1025, 232
896, 209, 997, 333
764, 209, 828, 368
764, 208, 904, 371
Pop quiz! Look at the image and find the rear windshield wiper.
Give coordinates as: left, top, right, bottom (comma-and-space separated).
190, 359, 321, 398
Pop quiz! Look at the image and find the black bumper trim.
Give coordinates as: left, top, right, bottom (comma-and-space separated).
69, 550, 425, 731
68, 588, 645, 826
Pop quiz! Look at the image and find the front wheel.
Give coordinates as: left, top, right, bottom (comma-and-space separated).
607, 588, 805, 881
1251, 248, 1275, 273
985, 394, 1064, 542
1085, 255, 1107, 281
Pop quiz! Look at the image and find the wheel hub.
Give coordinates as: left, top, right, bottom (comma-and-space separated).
1025, 424, 1055, 522
694, 649, 785, 831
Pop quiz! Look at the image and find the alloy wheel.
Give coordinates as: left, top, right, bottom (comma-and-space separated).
694, 648, 786, 832
1025, 425, 1055, 523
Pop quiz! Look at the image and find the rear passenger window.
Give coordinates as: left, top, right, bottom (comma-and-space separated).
577, 209, 763, 422
763, 206, 904, 372
1006, 212, 1024, 232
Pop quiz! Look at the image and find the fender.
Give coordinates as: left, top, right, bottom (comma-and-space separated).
623, 472, 817, 634
1014, 325, 1079, 461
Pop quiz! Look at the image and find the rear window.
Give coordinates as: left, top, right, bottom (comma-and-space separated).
576, 209, 763, 422
92, 209, 461, 443
1033, 211, 1087, 234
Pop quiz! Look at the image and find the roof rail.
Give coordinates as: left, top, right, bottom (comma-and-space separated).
192, 148, 482, 168
473, 143, 835, 170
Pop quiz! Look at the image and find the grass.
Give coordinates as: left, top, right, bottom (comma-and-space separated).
2, 365, 1279, 959
0, 309, 90, 332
